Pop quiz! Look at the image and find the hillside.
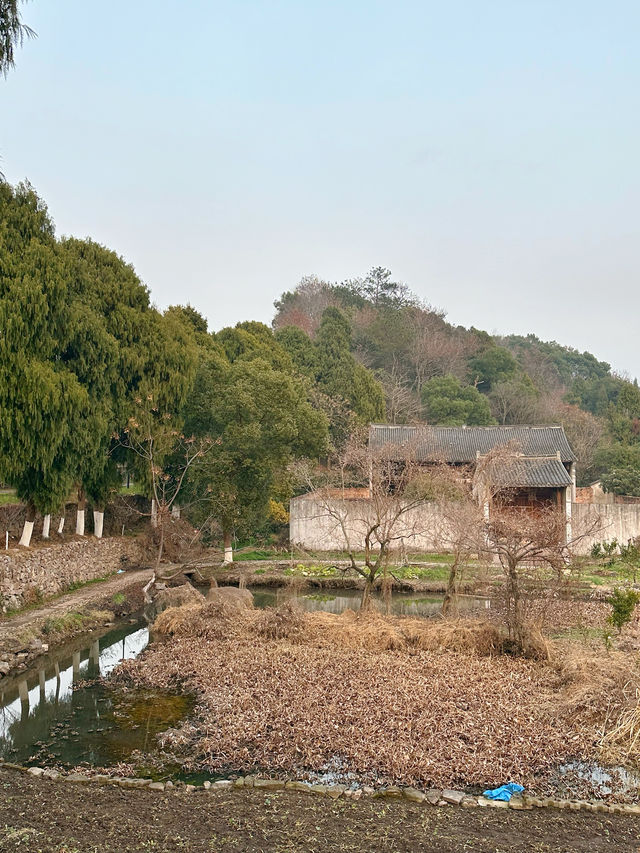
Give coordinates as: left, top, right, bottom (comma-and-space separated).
273, 268, 640, 492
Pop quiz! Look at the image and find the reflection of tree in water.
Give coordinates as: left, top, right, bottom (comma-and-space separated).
0, 624, 150, 768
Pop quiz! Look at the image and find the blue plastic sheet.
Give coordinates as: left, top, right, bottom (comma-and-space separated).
482, 783, 524, 801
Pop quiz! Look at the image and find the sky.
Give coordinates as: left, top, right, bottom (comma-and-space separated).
2, 0, 639, 380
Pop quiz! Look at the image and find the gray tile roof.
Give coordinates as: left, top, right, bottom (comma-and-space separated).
369, 424, 577, 463
487, 457, 573, 488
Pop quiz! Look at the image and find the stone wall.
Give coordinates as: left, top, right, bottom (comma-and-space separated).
0, 537, 148, 611
290, 495, 640, 556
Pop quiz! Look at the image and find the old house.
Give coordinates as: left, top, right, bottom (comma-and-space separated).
290, 423, 581, 552
368, 423, 576, 518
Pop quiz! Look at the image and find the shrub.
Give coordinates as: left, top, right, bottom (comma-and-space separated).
607, 588, 640, 632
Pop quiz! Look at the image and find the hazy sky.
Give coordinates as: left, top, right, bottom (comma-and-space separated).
2, 1, 639, 379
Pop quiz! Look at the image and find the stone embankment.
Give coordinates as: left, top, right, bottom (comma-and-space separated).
0, 537, 147, 611
4, 764, 640, 815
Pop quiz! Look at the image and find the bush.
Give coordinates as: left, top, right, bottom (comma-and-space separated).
607, 588, 640, 632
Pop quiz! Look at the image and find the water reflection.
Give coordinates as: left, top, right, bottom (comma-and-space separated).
241, 586, 491, 618
0, 623, 149, 767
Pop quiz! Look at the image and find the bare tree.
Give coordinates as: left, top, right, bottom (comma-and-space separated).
122, 399, 211, 572
305, 437, 433, 610
474, 449, 602, 653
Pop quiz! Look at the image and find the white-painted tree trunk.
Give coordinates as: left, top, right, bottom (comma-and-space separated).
222, 530, 233, 564
150, 499, 158, 528
75, 509, 85, 537
42, 514, 51, 539
19, 520, 34, 548
93, 510, 104, 539
171, 503, 181, 519
57, 517, 65, 535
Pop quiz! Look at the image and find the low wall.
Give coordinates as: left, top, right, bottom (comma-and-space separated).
290, 496, 640, 556
573, 502, 640, 551
0, 538, 147, 611
289, 496, 444, 552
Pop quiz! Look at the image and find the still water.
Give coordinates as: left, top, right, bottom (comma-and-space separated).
247, 586, 491, 618
0, 621, 190, 769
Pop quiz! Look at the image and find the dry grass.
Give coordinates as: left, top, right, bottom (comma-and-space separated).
114, 604, 639, 792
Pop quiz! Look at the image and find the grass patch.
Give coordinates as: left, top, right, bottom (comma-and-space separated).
65, 573, 115, 593
112, 592, 126, 605
41, 609, 113, 637
0, 491, 20, 506
284, 564, 340, 578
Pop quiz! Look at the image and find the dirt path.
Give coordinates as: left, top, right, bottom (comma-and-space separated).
0, 568, 153, 634
0, 768, 638, 852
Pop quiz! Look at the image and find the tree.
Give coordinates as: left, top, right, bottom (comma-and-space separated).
306, 437, 433, 609
0, 184, 98, 545
468, 345, 519, 391
475, 451, 602, 654
184, 333, 329, 562
0, 1, 35, 77
122, 397, 211, 570
314, 307, 385, 426
421, 375, 494, 426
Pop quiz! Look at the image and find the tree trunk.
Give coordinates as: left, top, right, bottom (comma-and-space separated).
171, 503, 181, 519
42, 514, 51, 540
76, 488, 86, 536
360, 578, 375, 611
93, 509, 104, 539
150, 498, 158, 528
19, 502, 36, 548
442, 562, 459, 616
223, 529, 233, 564
57, 516, 65, 535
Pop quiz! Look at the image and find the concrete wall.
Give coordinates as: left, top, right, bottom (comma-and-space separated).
0, 538, 147, 612
290, 495, 446, 553
290, 495, 640, 556
573, 502, 640, 552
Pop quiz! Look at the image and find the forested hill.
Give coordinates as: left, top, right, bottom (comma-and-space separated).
272, 269, 640, 492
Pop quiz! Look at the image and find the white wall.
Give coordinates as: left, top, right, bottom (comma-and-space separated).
290, 495, 640, 555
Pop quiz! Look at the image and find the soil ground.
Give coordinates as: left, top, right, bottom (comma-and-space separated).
0, 769, 638, 853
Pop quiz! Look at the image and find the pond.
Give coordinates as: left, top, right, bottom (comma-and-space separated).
0, 620, 191, 770
244, 585, 492, 619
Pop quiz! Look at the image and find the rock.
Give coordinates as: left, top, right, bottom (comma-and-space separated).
42, 769, 60, 780
0, 662, 10, 676
233, 778, 245, 788
403, 787, 425, 803
442, 789, 465, 806
203, 781, 211, 790
377, 786, 402, 799
243, 776, 257, 787
509, 797, 532, 810
425, 789, 442, 805
207, 586, 254, 610
326, 785, 346, 800
462, 796, 478, 808
351, 789, 362, 800
254, 778, 284, 790
362, 786, 375, 796
485, 799, 508, 809
185, 785, 196, 793
148, 583, 205, 621
310, 784, 331, 795
164, 780, 174, 789
285, 781, 311, 792
66, 772, 92, 783
212, 780, 233, 790
148, 782, 165, 792
27, 767, 44, 777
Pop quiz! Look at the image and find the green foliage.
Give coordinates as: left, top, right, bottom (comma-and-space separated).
0, 0, 35, 77
468, 346, 519, 392
421, 375, 494, 425
184, 323, 329, 543
590, 540, 619, 566
607, 588, 640, 632
595, 444, 640, 496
